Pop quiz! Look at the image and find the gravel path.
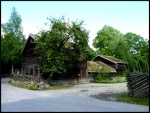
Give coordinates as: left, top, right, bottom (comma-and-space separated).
2, 78, 149, 112
2, 77, 128, 103
54, 82, 128, 101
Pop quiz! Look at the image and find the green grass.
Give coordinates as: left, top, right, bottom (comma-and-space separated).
91, 76, 127, 83
116, 92, 149, 106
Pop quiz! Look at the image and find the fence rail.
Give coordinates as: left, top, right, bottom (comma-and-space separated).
127, 72, 149, 97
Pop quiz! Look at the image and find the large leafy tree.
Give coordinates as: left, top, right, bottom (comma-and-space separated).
1, 7, 26, 73
34, 16, 89, 79
93, 25, 126, 58
124, 32, 149, 73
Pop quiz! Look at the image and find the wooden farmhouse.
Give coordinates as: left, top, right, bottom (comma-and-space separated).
21, 34, 88, 84
91, 55, 128, 75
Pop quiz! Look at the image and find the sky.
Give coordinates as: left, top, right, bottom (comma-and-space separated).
1, 1, 149, 49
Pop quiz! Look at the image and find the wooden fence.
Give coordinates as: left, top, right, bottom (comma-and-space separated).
127, 72, 149, 97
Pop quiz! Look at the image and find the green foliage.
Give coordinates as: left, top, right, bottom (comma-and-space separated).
124, 32, 149, 73
1, 7, 26, 66
86, 45, 96, 61
91, 76, 127, 83
93, 25, 125, 57
35, 16, 89, 77
120, 71, 127, 77
92, 25, 149, 73
93, 67, 111, 82
100, 67, 110, 77
92, 68, 127, 83
29, 84, 38, 90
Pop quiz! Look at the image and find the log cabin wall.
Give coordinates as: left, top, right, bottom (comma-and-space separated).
21, 56, 41, 76
21, 36, 41, 77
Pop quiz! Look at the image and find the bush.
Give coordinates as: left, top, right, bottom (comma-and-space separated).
94, 67, 111, 82
29, 84, 38, 90
120, 71, 127, 77
91, 68, 127, 83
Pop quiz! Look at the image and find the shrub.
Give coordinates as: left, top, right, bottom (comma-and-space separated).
120, 71, 127, 77
29, 83, 38, 90
94, 67, 111, 82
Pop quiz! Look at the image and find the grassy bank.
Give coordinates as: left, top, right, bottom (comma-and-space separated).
117, 92, 149, 106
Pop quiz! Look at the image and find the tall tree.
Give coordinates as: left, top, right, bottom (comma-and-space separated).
124, 32, 149, 73
34, 16, 89, 80
93, 25, 126, 58
1, 7, 26, 73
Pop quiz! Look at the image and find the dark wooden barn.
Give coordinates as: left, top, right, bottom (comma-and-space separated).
21, 34, 88, 84
21, 34, 41, 77
91, 55, 128, 75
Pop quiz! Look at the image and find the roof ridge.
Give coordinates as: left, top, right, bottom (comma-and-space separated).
102, 55, 128, 64
98, 55, 117, 64
21, 33, 35, 54
92, 55, 128, 64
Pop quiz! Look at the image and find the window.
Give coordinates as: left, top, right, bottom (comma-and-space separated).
30, 68, 33, 75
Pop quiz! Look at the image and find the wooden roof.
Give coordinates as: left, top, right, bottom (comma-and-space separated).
87, 61, 116, 73
92, 55, 128, 64
21, 33, 36, 54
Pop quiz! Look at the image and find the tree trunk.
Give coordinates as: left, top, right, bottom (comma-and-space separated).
12, 57, 14, 74
48, 72, 53, 85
